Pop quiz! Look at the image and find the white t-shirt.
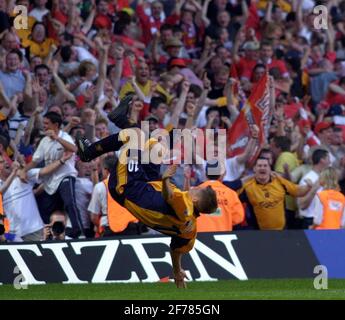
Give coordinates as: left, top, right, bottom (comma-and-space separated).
312, 193, 345, 227
32, 130, 77, 195
74, 80, 93, 96
224, 156, 245, 181
298, 169, 321, 218
88, 181, 108, 227
1, 169, 44, 239
73, 46, 99, 66
75, 177, 93, 229
196, 106, 208, 129
29, 8, 49, 22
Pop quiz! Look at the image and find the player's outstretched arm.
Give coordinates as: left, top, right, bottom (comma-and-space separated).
170, 249, 188, 289
162, 165, 177, 202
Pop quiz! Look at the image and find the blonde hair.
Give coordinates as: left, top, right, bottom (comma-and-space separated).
160, 73, 174, 83
320, 167, 340, 190
78, 60, 96, 77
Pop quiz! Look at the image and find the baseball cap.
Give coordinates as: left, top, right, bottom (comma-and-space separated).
243, 41, 260, 51
165, 38, 183, 48
145, 114, 159, 122
297, 118, 311, 129
168, 58, 187, 68
94, 15, 112, 29
314, 121, 333, 134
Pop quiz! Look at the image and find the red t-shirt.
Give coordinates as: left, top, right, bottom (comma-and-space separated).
140, 103, 151, 121
245, 2, 260, 31
267, 59, 288, 77
52, 9, 68, 24
236, 57, 257, 79
284, 102, 302, 119
326, 81, 345, 106
325, 51, 337, 64
108, 55, 133, 79
94, 14, 112, 30
137, 4, 179, 45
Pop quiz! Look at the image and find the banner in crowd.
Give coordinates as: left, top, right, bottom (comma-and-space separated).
1, 230, 343, 285
227, 73, 271, 163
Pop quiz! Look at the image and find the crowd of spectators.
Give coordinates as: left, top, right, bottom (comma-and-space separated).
1, 0, 345, 242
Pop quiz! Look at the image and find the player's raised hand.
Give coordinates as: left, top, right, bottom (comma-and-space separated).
162, 164, 177, 180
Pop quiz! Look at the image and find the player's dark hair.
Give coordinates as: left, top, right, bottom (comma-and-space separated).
198, 186, 218, 214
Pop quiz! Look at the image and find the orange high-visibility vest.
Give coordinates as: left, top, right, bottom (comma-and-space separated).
197, 180, 244, 232
0, 194, 9, 232
316, 190, 345, 230
103, 179, 138, 233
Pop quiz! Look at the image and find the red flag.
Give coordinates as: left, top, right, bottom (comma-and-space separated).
227, 74, 271, 164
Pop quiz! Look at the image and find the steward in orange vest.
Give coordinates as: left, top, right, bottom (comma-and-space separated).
312, 168, 345, 230
101, 178, 140, 235
314, 190, 345, 230
0, 194, 10, 236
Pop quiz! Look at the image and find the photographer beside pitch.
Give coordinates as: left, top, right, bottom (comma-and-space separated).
43, 210, 67, 241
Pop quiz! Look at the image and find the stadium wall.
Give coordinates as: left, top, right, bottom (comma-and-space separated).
0, 230, 344, 285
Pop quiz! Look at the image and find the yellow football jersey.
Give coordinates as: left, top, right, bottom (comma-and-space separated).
239, 175, 299, 230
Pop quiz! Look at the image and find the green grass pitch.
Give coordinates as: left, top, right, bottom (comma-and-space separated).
1, 279, 345, 300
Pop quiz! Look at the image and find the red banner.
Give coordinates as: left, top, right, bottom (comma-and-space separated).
227, 74, 271, 163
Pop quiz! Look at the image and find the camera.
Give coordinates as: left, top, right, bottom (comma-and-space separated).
46, 221, 65, 240
52, 221, 65, 235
